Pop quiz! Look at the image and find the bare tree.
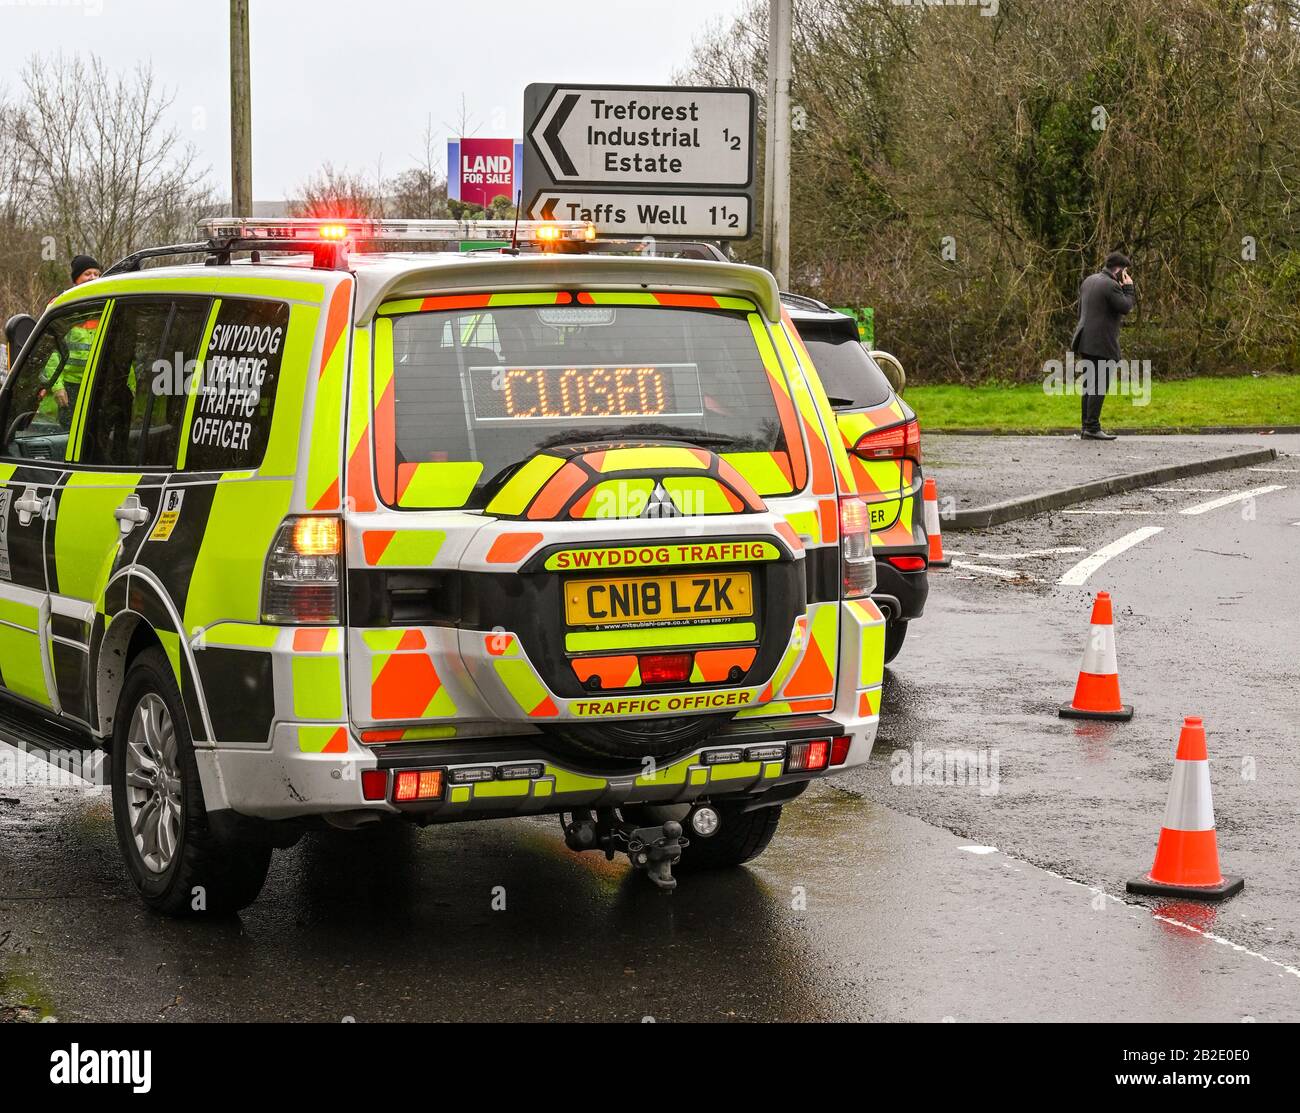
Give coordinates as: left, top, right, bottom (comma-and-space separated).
291, 163, 388, 219
8, 55, 212, 269
387, 115, 450, 219
0, 57, 212, 318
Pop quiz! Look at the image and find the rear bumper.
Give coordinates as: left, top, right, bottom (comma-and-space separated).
873, 558, 929, 623
193, 596, 888, 824
194, 711, 878, 824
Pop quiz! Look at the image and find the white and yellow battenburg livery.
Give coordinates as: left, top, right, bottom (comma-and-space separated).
0, 218, 886, 908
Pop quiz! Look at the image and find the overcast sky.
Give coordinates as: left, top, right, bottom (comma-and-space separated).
3, 0, 747, 200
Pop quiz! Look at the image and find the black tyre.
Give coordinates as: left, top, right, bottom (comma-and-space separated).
110, 647, 271, 917
676, 803, 782, 871
883, 619, 908, 663
544, 712, 730, 764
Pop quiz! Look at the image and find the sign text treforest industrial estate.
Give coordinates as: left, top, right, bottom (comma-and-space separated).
523, 83, 756, 239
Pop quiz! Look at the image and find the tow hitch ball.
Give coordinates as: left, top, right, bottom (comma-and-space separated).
625, 821, 686, 891
561, 810, 691, 892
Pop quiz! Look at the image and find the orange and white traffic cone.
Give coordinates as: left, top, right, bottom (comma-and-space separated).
922, 477, 951, 568
1126, 717, 1243, 901
1058, 590, 1133, 721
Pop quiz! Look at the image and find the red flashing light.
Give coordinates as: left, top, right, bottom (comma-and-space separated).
318, 223, 349, 241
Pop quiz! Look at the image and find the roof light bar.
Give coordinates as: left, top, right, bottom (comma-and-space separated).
198, 216, 595, 246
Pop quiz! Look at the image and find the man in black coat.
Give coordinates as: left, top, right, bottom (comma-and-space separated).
1070, 252, 1135, 440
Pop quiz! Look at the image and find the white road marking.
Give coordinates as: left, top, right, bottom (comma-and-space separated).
1247, 466, 1297, 474
1179, 484, 1286, 516
1062, 508, 1164, 516
972, 547, 1087, 560
1057, 526, 1164, 586
1148, 487, 1226, 494
1025, 856, 1300, 980
962, 845, 1300, 982
951, 560, 1037, 581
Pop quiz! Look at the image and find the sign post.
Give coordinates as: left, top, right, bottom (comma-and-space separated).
523, 83, 756, 240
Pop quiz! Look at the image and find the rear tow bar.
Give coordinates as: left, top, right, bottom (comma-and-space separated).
561, 809, 689, 891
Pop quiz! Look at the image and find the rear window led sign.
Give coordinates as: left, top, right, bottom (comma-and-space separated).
468, 364, 704, 422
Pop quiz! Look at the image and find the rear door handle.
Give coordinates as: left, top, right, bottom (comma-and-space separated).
14, 487, 45, 525
114, 496, 151, 533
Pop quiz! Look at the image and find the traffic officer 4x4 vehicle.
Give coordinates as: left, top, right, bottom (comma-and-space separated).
782, 295, 928, 662
0, 218, 886, 912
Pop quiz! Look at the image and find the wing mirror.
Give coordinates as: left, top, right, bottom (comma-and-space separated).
870, 349, 906, 395
4, 314, 37, 364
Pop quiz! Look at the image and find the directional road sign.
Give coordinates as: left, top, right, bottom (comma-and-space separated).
523, 83, 756, 239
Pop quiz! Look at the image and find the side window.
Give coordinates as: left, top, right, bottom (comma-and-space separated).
183, 299, 289, 472
0, 300, 107, 462
79, 297, 213, 468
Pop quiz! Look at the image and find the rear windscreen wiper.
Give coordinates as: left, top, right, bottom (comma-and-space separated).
535, 425, 751, 451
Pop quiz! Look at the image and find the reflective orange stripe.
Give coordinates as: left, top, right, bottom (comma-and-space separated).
362, 531, 394, 565
372, 654, 442, 720
692, 647, 757, 682
320, 281, 351, 378
294, 629, 329, 652
572, 656, 639, 688
530, 462, 589, 520
653, 292, 721, 308
486, 532, 544, 564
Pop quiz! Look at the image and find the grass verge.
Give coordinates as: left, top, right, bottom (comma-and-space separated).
905, 375, 1299, 431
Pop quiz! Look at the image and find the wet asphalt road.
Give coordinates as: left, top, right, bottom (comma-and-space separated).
2, 446, 1298, 1022
845, 444, 1300, 983
3, 773, 1297, 1022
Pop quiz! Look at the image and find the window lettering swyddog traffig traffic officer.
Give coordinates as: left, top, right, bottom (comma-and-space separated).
0, 216, 886, 913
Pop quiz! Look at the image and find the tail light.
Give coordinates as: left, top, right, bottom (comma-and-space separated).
887, 555, 927, 572
361, 770, 388, 801
394, 769, 443, 802
787, 739, 831, 773
839, 496, 875, 598
829, 736, 852, 766
854, 418, 920, 462
262, 515, 342, 624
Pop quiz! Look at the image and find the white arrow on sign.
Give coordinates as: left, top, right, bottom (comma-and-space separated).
528, 86, 754, 188
528, 191, 752, 239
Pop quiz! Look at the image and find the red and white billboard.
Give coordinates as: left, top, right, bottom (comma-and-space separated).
448, 138, 521, 208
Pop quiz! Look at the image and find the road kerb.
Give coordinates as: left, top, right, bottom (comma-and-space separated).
946, 447, 1279, 531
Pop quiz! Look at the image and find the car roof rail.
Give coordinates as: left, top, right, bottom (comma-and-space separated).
102, 216, 600, 277
103, 237, 349, 276
779, 291, 834, 314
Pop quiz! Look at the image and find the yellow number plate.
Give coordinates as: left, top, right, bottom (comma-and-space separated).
565, 572, 754, 627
